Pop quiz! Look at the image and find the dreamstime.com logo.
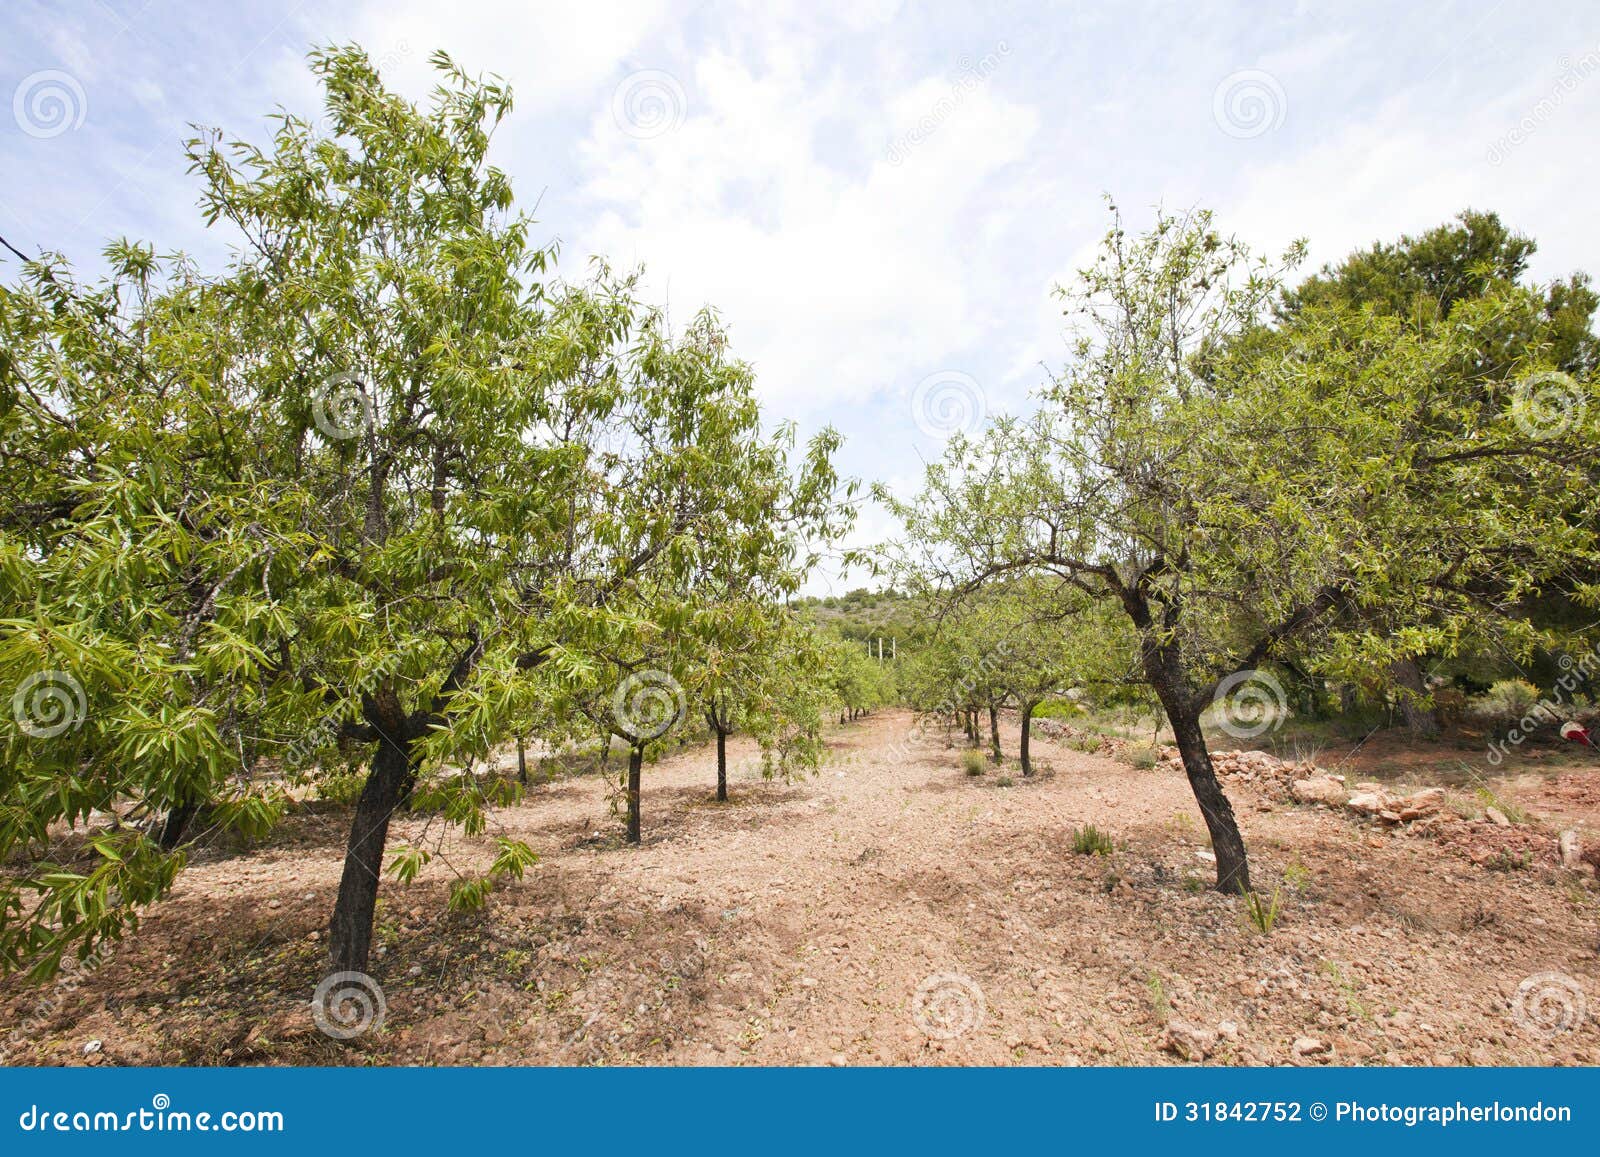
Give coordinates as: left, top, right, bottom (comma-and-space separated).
16, 1093, 284, 1133
911, 971, 985, 1040
311, 373, 375, 441
310, 42, 412, 138
1483, 643, 1600, 767
1509, 370, 1585, 441
12, 70, 87, 139
1487, 44, 1600, 165
1210, 669, 1287, 740
311, 971, 387, 1041
884, 42, 1010, 165
11, 670, 87, 739
880, 640, 1015, 767
0, 948, 110, 1065
611, 669, 686, 741
1212, 69, 1286, 139
911, 371, 987, 440
612, 70, 686, 139
1512, 971, 1588, 1039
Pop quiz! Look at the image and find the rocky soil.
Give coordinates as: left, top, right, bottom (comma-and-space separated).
3, 709, 1598, 1067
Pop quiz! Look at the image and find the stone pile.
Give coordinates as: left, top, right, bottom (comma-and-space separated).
1155, 745, 1587, 873
1033, 718, 1130, 759
1154, 746, 1313, 795
1300, 778, 1452, 827
1157, 746, 1451, 825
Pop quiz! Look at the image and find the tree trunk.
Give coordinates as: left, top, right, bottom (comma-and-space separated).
328, 735, 412, 974
157, 797, 199, 851
716, 728, 728, 802
1142, 641, 1251, 893
1280, 659, 1321, 720
988, 703, 1002, 763
1390, 658, 1441, 740
625, 742, 644, 844
516, 733, 528, 785
1020, 701, 1035, 777
1165, 703, 1251, 893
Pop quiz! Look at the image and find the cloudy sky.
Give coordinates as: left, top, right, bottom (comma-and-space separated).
6, 0, 1600, 591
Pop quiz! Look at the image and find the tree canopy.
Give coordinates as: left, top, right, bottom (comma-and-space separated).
0, 46, 851, 981
885, 201, 1600, 893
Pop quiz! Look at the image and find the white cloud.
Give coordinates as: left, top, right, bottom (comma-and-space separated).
345, 0, 675, 105
571, 34, 1042, 419
1223, 62, 1600, 283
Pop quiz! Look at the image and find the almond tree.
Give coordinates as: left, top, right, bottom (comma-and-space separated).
823, 633, 895, 723
887, 204, 1600, 893
179, 49, 661, 973
895, 616, 995, 747
0, 47, 845, 982
1, 245, 287, 976
700, 611, 832, 802
555, 311, 850, 842
982, 585, 1129, 775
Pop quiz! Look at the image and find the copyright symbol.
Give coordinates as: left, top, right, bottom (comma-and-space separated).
1309, 1102, 1328, 1121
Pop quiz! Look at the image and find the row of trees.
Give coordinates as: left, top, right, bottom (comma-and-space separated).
895, 585, 1126, 774
0, 48, 861, 982
11, 42, 1594, 989
886, 203, 1600, 894
824, 635, 899, 723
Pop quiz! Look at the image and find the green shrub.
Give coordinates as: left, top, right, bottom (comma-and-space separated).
1145, 972, 1170, 1020
317, 772, 366, 805
1472, 784, 1531, 824
1486, 848, 1532, 872
1071, 823, 1114, 856
995, 774, 1015, 788
1032, 697, 1082, 720
1471, 679, 1540, 719
1123, 741, 1157, 769
961, 749, 986, 776
1240, 887, 1283, 934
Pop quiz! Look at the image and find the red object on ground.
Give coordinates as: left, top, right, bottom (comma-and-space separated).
1560, 720, 1596, 748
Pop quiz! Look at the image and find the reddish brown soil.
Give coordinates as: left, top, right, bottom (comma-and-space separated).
3, 710, 1597, 1067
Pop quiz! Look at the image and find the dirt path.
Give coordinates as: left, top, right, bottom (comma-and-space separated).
4, 709, 1598, 1066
